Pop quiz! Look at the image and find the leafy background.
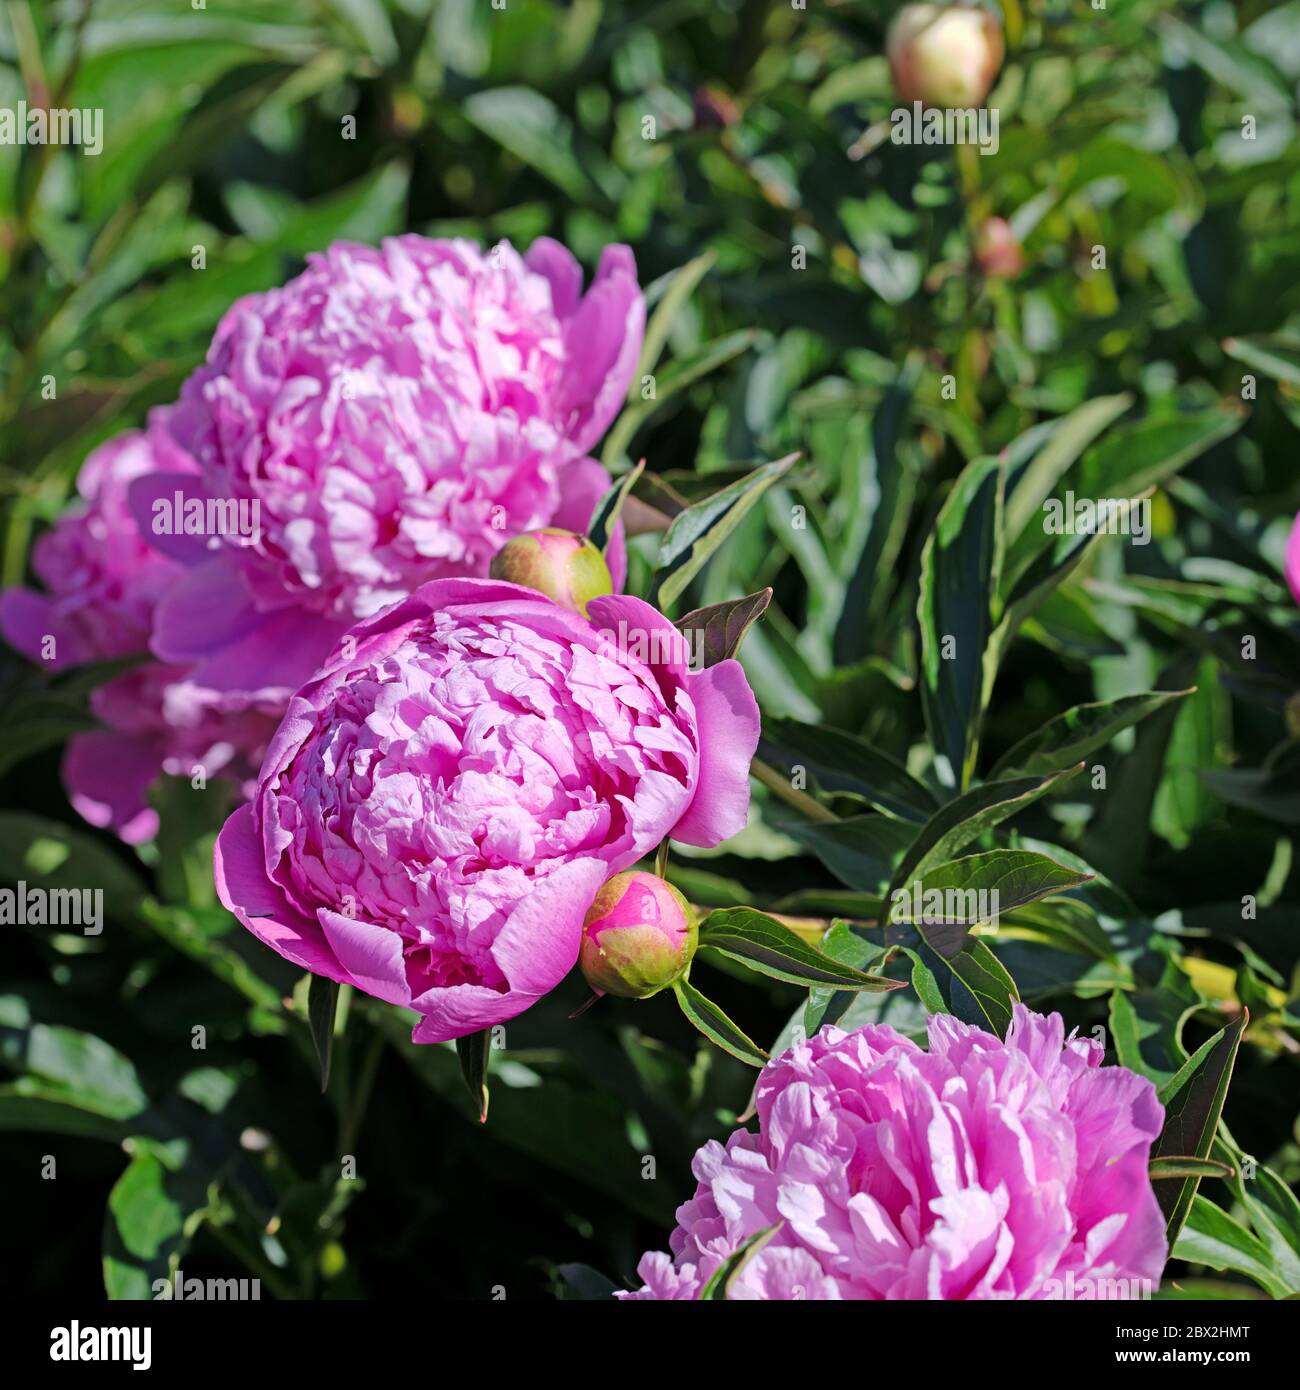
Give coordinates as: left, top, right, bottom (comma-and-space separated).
2, 0, 1299, 1300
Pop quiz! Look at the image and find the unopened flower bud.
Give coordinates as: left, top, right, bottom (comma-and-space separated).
488, 528, 613, 617
887, 4, 1004, 110
974, 217, 1024, 280
579, 871, 698, 1000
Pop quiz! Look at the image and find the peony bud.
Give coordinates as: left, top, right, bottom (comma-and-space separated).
488, 528, 613, 617
579, 871, 698, 999
887, 4, 1004, 110
974, 217, 1024, 280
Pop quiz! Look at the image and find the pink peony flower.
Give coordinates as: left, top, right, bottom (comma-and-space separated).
0, 430, 190, 669
214, 579, 760, 1042
1286, 513, 1300, 605
621, 1005, 1168, 1300
134, 235, 642, 704
0, 424, 282, 844
65, 663, 282, 845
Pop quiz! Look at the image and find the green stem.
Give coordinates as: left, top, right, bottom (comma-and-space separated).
205, 1219, 299, 1302
339, 1029, 384, 1154
750, 756, 837, 823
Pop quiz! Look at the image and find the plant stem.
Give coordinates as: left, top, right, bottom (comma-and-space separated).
749, 757, 837, 823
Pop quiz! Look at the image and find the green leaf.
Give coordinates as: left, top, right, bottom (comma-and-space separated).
1213, 1140, 1300, 1293
602, 330, 760, 470
887, 766, 1083, 897
1149, 1156, 1235, 1181
990, 690, 1194, 780
1222, 335, 1300, 388
1076, 408, 1243, 502
674, 588, 772, 669
0, 812, 147, 926
779, 814, 915, 894
0, 996, 148, 1122
1003, 393, 1133, 540
0, 1085, 129, 1142
1108, 946, 1200, 1087
102, 1142, 222, 1302
698, 1223, 782, 1300
887, 849, 1093, 930
1152, 1013, 1246, 1247
940, 939, 1021, 1037
102, 1151, 188, 1301
698, 907, 904, 990
587, 458, 644, 554
1174, 1196, 1292, 1299
1002, 409, 1242, 591
917, 455, 1005, 788
759, 717, 938, 823
463, 87, 609, 203
650, 454, 797, 610
901, 947, 947, 1014
672, 978, 769, 1068
455, 1029, 492, 1124
638, 250, 717, 379
307, 975, 341, 1095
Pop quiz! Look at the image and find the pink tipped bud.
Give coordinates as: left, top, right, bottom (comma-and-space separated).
887, 4, 1004, 110
488, 528, 613, 617
974, 217, 1024, 280
579, 870, 698, 1000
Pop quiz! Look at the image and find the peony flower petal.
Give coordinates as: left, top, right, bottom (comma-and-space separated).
63, 731, 163, 846
553, 244, 645, 453
669, 658, 760, 848
215, 804, 351, 983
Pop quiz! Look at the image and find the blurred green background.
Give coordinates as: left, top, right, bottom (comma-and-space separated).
3, 0, 1300, 1300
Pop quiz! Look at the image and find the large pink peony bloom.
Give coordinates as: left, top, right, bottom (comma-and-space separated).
0, 426, 281, 844
214, 580, 760, 1042
622, 1006, 1168, 1300
134, 235, 642, 702
0, 431, 186, 669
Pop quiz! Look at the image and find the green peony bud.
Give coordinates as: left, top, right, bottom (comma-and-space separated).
488, 528, 613, 617
579, 870, 698, 1000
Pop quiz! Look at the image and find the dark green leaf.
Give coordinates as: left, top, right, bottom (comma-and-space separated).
307, 975, 341, 1095
699, 907, 904, 990
888, 849, 1092, 929
672, 978, 769, 1068
455, 1029, 492, 1124
887, 766, 1084, 897
917, 455, 1004, 788
990, 690, 1194, 780
650, 454, 797, 609
759, 716, 937, 822
674, 588, 772, 669
1152, 1013, 1246, 1246
587, 458, 644, 554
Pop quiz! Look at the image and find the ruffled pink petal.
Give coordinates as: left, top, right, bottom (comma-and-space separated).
669, 658, 760, 848
63, 731, 163, 845
127, 471, 222, 565
554, 244, 645, 453
214, 803, 350, 983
